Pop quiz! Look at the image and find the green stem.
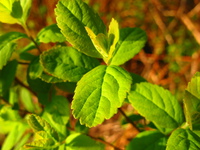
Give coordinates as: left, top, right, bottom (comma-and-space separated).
22, 23, 42, 54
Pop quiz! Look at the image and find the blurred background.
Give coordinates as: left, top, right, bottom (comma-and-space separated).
0, 0, 200, 149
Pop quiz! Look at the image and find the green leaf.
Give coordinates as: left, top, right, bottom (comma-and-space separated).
110, 28, 147, 66
27, 57, 52, 97
166, 129, 200, 150
2, 123, 29, 150
0, 0, 19, 24
66, 133, 104, 150
0, 32, 28, 69
55, 82, 76, 93
0, 105, 22, 134
37, 24, 66, 43
40, 46, 100, 82
128, 82, 184, 130
27, 114, 59, 142
0, 60, 18, 96
0, 0, 32, 24
20, 0, 32, 24
55, 0, 106, 58
184, 72, 200, 130
20, 87, 36, 113
42, 95, 70, 139
126, 131, 167, 150
72, 65, 132, 127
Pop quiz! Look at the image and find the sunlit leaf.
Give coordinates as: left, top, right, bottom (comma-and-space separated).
55, 0, 106, 58
72, 65, 132, 127
110, 28, 147, 66
166, 129, 200, 150
128, 82, 184, 130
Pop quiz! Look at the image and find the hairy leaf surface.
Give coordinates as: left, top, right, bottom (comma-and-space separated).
184, 72, 200, 130
126, 131, 167, 150
128, 82, 184, 129
110, 28, 147, 66
40, 46, 100, 82
72, 65, 132, 127
66, 133, 104, 150
37, 24, 66, 43
55, 0, 106, 58
166, 129, 200, 150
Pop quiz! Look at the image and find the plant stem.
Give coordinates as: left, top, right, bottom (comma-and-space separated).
22, 23, 42, 54
88, 134, 123, 150
15, 77, 37, 96
118, 108, 141, 132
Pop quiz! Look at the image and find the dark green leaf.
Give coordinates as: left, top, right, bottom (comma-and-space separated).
126, 131, 167, 150
11, 0, 23, 19
66, 133, 104, 150
72, 65, 132, 127
37, 24, 66, 43
166, 129, 200, 150
40, 46, 100, 82
55, 0, 106, 58
128, 82, 184, 130
0, 60, 18, 96
110, 28, 147, 66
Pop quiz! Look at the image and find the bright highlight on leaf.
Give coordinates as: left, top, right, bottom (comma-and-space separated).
72, 65, 132, 127
128, 82, 184, 130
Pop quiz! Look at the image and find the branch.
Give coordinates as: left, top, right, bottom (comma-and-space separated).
118, 108, 140, 133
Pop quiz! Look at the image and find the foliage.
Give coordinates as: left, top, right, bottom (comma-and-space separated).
0, 0, 199, 149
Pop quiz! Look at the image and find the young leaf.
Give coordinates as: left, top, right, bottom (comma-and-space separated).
27, 114, 59, 142
0, 0, 19, 24
184, 72, 200, 130
2, 123, 29, 150
55, 0, 106, 58
0, 32, 28, 69
0, 0, 32, 25
107, 18, 119, 63
20, 0, 32, 24
0, 60, 18, 96
66, 133, 104, 150
126, 131, 167, 150
166, 129, 200, 150
110, 28, 147, 66
128, 82, 184, 129
40, 46, 100, 82
72, 65, 132, 127
37, 24, 66, 43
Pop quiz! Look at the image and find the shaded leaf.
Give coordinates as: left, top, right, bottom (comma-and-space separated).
72, 65, 132, 127
55, 0, 106, 58
40, 46, 100, 82
128, 82, 184, 130
66, 133, 104, 150
0, 60, 18, 96
126, 131, 167, 150
0, 32, 27, 69
37, 24, 66, 43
